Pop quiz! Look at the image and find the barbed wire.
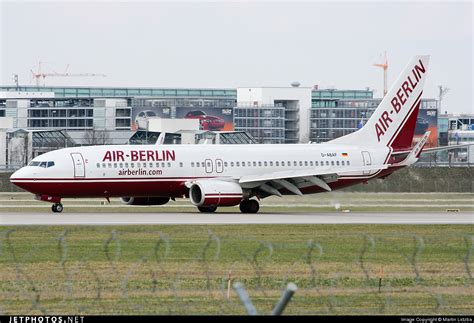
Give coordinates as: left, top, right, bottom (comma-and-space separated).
0, 228, 472, 315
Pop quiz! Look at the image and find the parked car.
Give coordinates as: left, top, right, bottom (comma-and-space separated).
184, 110, 225, 131
135, 110, 157, 129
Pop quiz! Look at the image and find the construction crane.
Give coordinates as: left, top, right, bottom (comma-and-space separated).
373, 51, 388, 96
30, 61, 106, 86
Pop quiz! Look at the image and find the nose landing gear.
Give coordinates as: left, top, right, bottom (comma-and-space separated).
52, 203, 63, 213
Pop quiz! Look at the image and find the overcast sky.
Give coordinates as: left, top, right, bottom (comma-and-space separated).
1, 0, 472, 113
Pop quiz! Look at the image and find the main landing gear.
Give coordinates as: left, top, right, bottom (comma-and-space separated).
198, 206, 218, 213
239, 199, 259, 214
198, 206, 217, 213
196, 200, 260, 214
52, 203, 63, 213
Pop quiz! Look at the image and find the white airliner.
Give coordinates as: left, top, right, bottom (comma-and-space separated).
10, 55, 459, 214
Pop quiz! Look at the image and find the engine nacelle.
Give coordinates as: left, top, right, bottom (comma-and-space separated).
189, 180, 243, 207
120, 197, 170, 206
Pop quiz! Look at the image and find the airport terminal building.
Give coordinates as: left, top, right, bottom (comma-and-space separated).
0, 85, 472, 168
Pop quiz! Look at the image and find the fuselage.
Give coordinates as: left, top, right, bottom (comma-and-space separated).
10, 143, 391, 199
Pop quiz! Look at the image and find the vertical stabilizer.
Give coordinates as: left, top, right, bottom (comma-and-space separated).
330, 55, 430, 152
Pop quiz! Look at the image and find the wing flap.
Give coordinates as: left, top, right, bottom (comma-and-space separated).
238, 164, 389, 184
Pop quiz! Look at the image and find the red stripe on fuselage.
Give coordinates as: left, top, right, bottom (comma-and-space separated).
13, 179, 189, 198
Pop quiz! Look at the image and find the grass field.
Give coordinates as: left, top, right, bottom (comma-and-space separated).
0, 224, 473, 315
1, 192, 473, 212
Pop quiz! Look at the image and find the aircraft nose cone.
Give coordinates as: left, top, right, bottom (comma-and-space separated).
10, 167, 28, 182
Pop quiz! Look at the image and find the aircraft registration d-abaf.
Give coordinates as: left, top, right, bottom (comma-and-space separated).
9, 55, 463, 214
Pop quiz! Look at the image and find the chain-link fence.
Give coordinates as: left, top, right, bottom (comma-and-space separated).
1, 226, 472, 315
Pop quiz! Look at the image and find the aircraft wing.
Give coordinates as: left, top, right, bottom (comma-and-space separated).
238, 164, 389, 195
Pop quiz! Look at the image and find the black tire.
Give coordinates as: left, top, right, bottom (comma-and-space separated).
198, 206, 217, 213
240, 199, 259, 214
55, 203, 63, 213
52, 203, 63, 213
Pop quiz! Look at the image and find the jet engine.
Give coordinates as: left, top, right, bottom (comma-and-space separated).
120, 197, 170, 206
189, 180, 243, 207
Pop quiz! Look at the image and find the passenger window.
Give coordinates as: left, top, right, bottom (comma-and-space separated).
125, 163, 129, 168
119, 163, 123, 168
310, 161, 313, 166
143, 163, 146, 168
242, 162, 246, 167
231, 162, 234, 167
281, 161, 285, 166
253, 161, 256, 167
162, 162, 165, 168
341, 161, 345, 166
167, 162, 171, 167
236, 162, 240, 167
299, 161, 303, 166
108, 163, 112, 168
96, 163, 100, 168
224, 162, 228, 167
258, 161, 262, 166
331, 161, 335, 166
264, 161, 268, 166
326, 161, 329, 166
315, 161, 319, 166
102, 163, 106, 168
304, 161, 308, 166
276, 161, 279, 166
131, 163, 134, 168
191, 162, 195, 167
347, 161, 351, 166
137, 163, 141, 167
156, 162, 160, 168
269, 161, 273, 166
114, 163, 117, 168
293, 161, 297, 166
336, 161, 340, 166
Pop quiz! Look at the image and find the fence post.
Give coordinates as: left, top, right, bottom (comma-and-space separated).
233, 282, 258, 315
271, 283, 298, 315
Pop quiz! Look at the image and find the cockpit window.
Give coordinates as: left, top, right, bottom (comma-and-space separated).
29, 161, 55, 168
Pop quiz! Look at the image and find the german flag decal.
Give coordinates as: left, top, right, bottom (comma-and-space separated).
342, 153, 348, 157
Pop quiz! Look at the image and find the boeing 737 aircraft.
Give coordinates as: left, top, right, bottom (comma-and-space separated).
10, 55, 456, 213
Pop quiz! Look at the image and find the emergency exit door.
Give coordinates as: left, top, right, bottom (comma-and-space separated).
361, 151, 371, 175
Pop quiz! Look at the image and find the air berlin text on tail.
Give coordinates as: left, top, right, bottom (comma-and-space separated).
102, 150, 176, 162
375, 59, 426, 142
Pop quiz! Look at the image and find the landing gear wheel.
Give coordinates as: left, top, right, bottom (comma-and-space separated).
239, 199, 259, 214
198, 206, 217, 213
52, 203, 63, 213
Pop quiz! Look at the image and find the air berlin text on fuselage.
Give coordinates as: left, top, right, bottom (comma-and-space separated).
375, 59, 426, 142
102, 150, 176, 162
